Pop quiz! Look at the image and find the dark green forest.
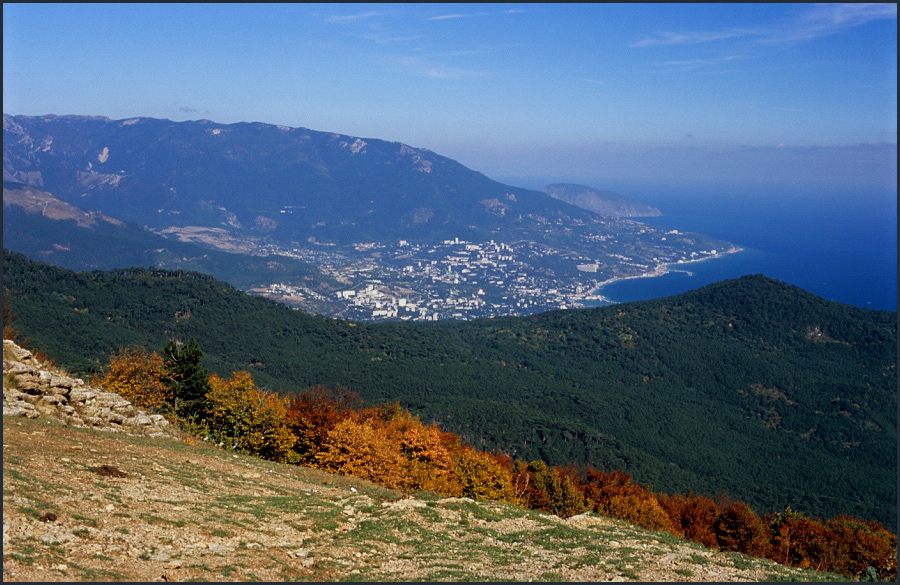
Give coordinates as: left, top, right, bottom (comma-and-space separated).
3, 249, 896, 530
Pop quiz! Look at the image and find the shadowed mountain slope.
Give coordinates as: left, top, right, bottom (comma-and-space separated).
4, 114, 599, 244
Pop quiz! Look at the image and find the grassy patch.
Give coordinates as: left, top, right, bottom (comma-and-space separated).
727, 551, 756, 570
416, 506, 443, 523
72, 528, 91, 539
66, 560, 129, 581
71, 513, 99, 528
674, 567, 694, 577
140, 513, 186, 527
687, 553, 710, 565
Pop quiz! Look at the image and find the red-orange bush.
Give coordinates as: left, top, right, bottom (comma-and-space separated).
714, 501, 770, 557
823, 515, 897, 580
285, 386, 360, 462
659, 493, 720, 548
766, 507, 830, 570
315, 416, 407, 489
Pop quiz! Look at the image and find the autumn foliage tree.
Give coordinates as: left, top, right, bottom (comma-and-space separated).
713, 501, 770, 558
315, 415, 407, 489
203, 371, 297, 463
96, 345, 172, 409
766, 507, 831, 570
450, 445, 517, 504
285, 386, 362, 463
576, 468, 674, 532
658, 492, 721, 548
823, 515, 897, 580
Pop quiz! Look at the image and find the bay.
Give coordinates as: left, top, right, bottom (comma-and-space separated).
503, 177, 898, 311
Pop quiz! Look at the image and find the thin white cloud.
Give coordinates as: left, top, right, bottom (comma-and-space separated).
803, 3, 897, 28
630, 30, 746, 48
662, 55, 742, 70
775, 2, 897, 43
631, 3, 897, 48
324, 11, 381, 23
427, 9, 525, 22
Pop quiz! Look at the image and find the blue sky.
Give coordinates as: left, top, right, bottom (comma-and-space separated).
3, 3, 896, 189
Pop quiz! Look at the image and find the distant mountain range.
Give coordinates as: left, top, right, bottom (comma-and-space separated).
542, 183, 662, 217
4, 113, 738, 320
3, 114, 614, 244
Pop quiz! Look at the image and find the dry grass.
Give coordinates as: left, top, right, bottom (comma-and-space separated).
2, 415, 846, 582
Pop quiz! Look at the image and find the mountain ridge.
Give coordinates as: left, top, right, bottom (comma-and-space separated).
3, 113, 599, 243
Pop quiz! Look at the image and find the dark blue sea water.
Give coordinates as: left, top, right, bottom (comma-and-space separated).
505, 178, 898, 311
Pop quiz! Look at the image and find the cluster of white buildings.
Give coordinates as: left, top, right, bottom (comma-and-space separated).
249, 221, 734, 321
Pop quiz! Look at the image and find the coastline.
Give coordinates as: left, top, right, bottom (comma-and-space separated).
581, 246, 745, 305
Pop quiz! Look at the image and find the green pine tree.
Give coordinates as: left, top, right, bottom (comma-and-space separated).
162, 337, 210, 418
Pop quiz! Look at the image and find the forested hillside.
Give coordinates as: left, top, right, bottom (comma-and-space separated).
3, 249, 895, 530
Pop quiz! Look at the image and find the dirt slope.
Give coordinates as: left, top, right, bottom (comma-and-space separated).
2, 416, 842, 582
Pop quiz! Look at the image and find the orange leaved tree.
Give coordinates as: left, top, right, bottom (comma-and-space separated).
96, 345, 172, 409
314, 416, 407, 489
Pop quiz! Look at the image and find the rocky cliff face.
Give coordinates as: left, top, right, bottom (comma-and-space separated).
2, 339, 175, 438
542, 183, 662, 217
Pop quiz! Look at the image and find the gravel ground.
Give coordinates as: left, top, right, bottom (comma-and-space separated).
2, 416, 844, 582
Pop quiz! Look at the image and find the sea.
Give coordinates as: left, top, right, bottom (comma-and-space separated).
501, 178, 898, 312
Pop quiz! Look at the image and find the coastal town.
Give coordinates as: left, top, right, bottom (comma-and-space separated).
247, 221, 738, 321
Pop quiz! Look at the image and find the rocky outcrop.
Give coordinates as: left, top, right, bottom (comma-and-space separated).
542, 183, 662, 217
2, 340, 176, 438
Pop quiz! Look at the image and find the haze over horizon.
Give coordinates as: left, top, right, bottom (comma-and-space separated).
3, 3, 896, 191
